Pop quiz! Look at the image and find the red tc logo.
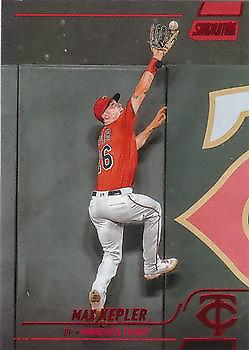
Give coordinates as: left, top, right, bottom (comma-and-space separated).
196, 294, 237, 336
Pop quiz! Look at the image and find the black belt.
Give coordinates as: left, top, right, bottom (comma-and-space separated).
92, 190, 122, 196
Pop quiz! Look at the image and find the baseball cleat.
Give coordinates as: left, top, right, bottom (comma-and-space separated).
144, 258, 178, 280
89, 289, 104, 321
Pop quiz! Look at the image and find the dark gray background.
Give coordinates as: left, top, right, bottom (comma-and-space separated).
2, 1, 249, 65
1, 66, 18, 350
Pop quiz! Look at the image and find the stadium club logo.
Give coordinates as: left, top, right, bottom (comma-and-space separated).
176, 85, 249, 287
189, 1, 243, 40
189, 20, 238, 41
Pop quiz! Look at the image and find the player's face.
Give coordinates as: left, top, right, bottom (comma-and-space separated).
102, 100, 124, 125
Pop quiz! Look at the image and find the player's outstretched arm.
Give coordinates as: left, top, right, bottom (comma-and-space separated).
130, 53, 163, 115
131, 29, 179, 114
136, 106, 167, 150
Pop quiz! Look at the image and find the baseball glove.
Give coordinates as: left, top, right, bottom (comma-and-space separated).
149, 23, 179, 58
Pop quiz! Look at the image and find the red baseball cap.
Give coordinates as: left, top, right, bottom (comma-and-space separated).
93, 93, 120, 121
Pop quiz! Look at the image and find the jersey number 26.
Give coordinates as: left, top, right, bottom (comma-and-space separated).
97, 144, 114, 174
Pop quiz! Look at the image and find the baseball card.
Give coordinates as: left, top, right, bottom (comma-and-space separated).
1, 1, 249, 350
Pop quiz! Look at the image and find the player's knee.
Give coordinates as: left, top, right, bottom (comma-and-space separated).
145, 201, 161, 223
154, 201, 162, 216
111, 250, 122, 265
103, 248, 122, 265
149, 201, 161, 220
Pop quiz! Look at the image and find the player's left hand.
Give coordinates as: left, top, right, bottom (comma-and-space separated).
150, 24, 180, 61
150, 106, 167, 129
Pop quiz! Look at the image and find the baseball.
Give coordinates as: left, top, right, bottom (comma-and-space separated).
169, 20, 179, 31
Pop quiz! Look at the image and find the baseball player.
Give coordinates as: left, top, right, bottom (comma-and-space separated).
89, 27, 179, 317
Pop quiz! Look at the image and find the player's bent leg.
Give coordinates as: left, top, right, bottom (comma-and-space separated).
126, 193, 162, 266
126, 193, 178, 279
140, 198, 162, 273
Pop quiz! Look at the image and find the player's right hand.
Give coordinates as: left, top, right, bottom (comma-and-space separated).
151, 106, 167, 129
